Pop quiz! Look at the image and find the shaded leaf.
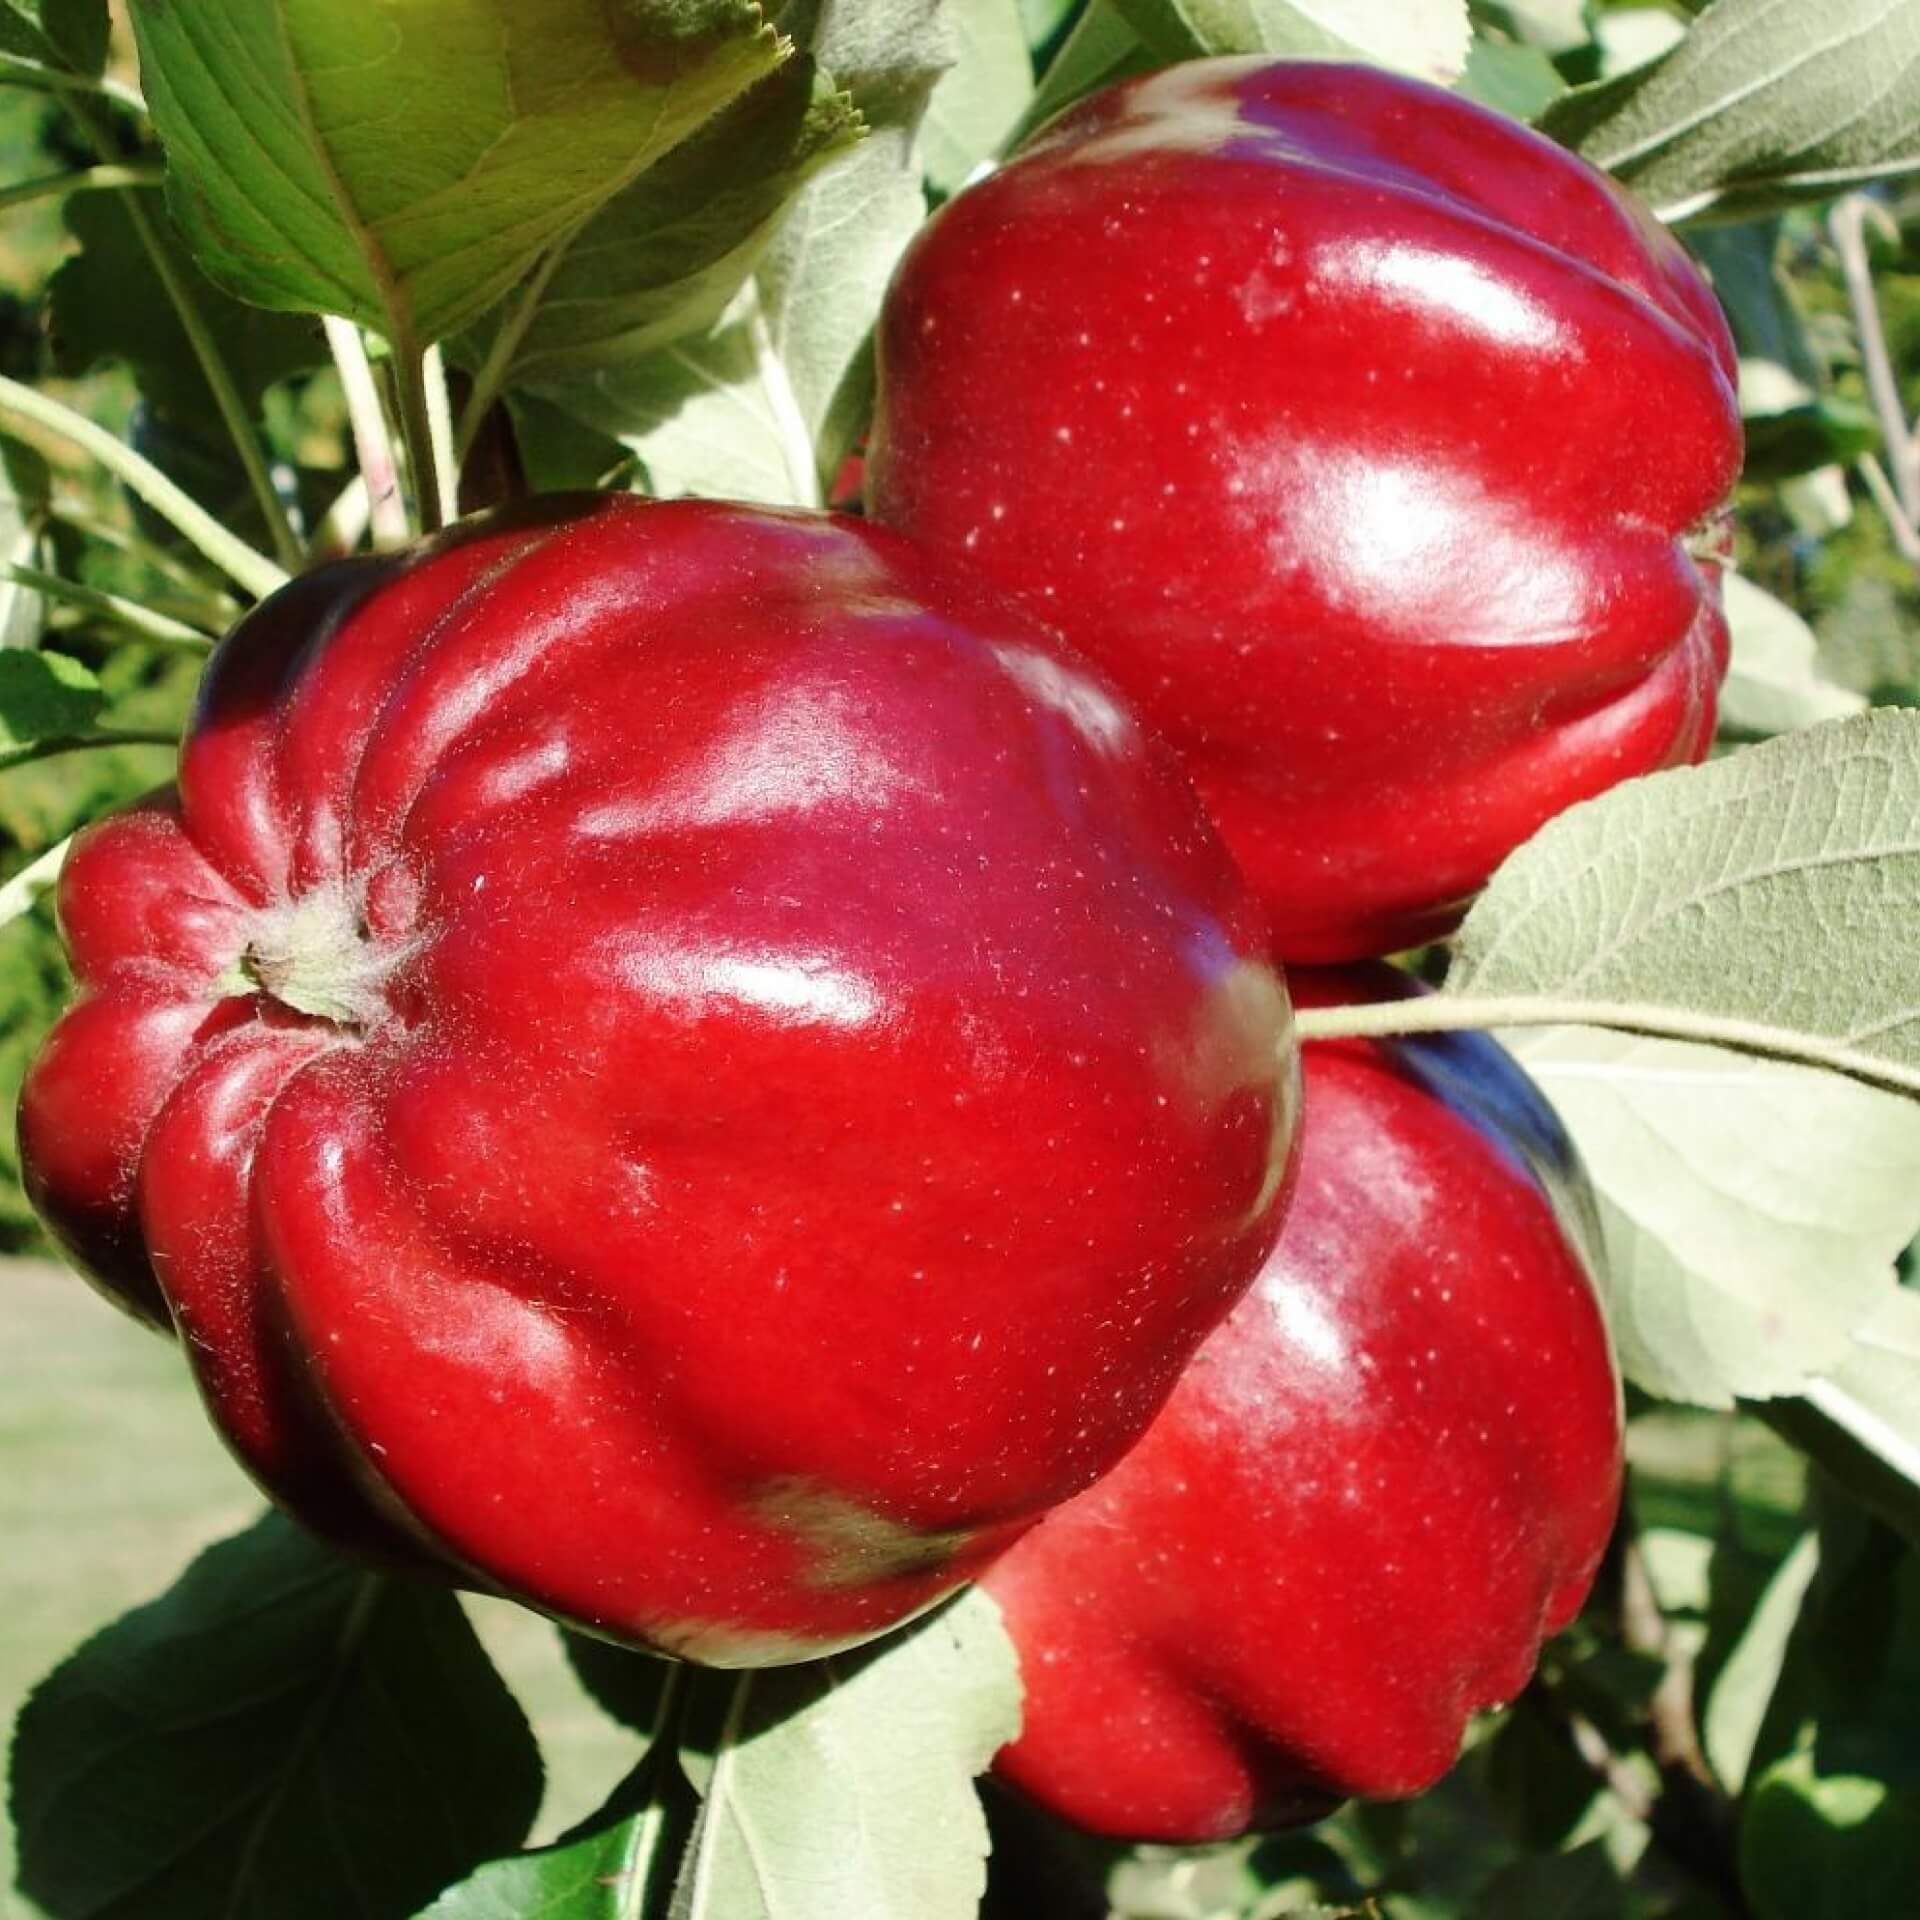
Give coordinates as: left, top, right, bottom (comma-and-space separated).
1018, 0, 1154, 140
1705, 1532, 1821, 1794
0, 0, 107, 75
553, 0, 947, 505
1542, 0, 1920, 222
1741, 1747, 1920, 1920
0, 649, 102, 761
48, 187, 327, 425
467, 57, 861, 385
128, 0, 785, 348
1457, 34, 1568, 118
11, 1512, 543, 1920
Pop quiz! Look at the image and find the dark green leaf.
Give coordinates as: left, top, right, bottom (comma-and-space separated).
11, 1512, 544, 1920
1688, 221, 1821, 385
1541, 0, 1920, 222
1473, 1839, 1625, 1920
48, 188, 329, 426
128, 0, 786, 348
0, 650, 102, 760
0, 0, 107, 75
1742, 1750, 1920, 1919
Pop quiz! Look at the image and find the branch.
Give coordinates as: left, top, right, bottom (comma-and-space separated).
1831, 195, 1920, 524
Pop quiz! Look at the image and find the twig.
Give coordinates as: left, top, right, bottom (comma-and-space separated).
1, 560, 214, 650
1855, 452, 1920, 567
60, 95, 304, 575
0, 160, 161, 214
422, 344, 459, 530
324, 319, 409, 548
1831, 195, 1920, 524
0, 374, 287, 600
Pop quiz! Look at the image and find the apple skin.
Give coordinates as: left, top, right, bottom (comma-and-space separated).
16, 494, 1299, 1666
868, 57, 1741, 961
981, 964, 1624, 1841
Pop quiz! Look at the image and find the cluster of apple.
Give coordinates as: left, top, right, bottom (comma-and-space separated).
866, 57, 1739, 1838
17, 57, 1739, 1845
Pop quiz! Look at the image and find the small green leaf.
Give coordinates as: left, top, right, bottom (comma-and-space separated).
667, 1589, 1021, 1920
1705, 1531, 1820, 1794
1111, 0, 1472, 81
1741, 1747, 1920, 1920
0, 0, 108, 75
1475, 1840, 1626, 1920
1541, 0, 1920, 222
48, 187, 328, 426
1720, 571, 1869, 738
924, 0, 1034, 195
1457, 34, 1568, 118
1450, 710, 1920, 1098
1018, 0, 1154, 142
11, 1512, 544, 1920
0, 650, 103, 760
128, 0, 786, 350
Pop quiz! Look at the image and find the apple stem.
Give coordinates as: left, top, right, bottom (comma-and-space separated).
1291, 993, 1920, 1099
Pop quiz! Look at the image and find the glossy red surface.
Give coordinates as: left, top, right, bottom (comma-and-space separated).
869, 58, 1742, 961
983, 965, 1624, 1840
18, 495, 1299, 1664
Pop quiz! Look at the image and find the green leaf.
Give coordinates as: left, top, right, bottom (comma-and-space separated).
1741, 1747, 1920, 1920
1457, 34, 1568, 118
667, 1589, 1021, 1920
924, 0, 1034, 196
1501, 1030, 1920, 1405
1540, 0, 1920, 223
48, 187, 329, 426
1689, 222, 1822, 386
1449, 710, 1920, 1099
551, 0, 947, 506
464, 59, 862, 386
0, 0, 108, 75
1018, 0, 1154, 141
1736, 359, 1880, 483
0, 649, 103, 760
1705, 1531, 1821, 1794
1110, 0, 1472, 81
11, 1511, 545, 1920
1766, 1288, 1920, 1547
1019, 0, 1080, 48
418, 1664, 688, 1920
1474, 1840, 1626, 1920
1720, 570, 1869, 738
127, 0, 786, 350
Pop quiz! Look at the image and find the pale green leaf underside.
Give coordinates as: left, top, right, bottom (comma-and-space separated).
923, 0, 1034, 196
1451, 710, 1920, 1090
129, 0, 784, 348
1543, 0, 1920, 221
1506, 1029, 1920, 1406
1721, 569, 1868, 737
671, 1589, 1020, 1920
